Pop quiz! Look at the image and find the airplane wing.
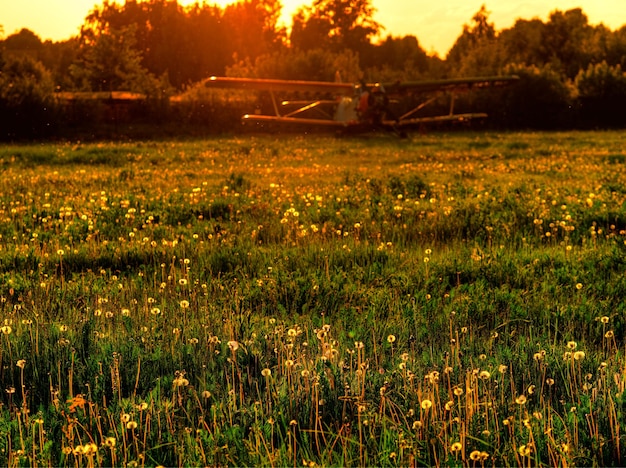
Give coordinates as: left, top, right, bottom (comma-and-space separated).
379, 76, 519, 95
205, 76, 355, 95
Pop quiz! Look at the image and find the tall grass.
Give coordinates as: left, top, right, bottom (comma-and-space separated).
1, 131, 626, 466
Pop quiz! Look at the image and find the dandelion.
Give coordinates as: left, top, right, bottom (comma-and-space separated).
469, 450, 482, 461
179, 278, 188, 286
150, 307, 161, 315
387, 334, 396, 344
261, 368, 272, 377
567, 341, 577, 350
126, 421, 138, 430
180, 300, 190, 309
518, 445, 531, 457
445, 400, 454, 411
605, 330, 614, 338
104, 437, 116, 448
16, 360, 26, 369
478, 370, 491, 380
421, 399, 433, 410
201, 390, 211, 399
573, 351, 586, 361
453, 387, 464, 396
515, 395, 527, 405
284, 359, 295, 369
1, 326, 12, 335
546, 378, 555, 386
498, 364, 508, 374
450, 442, 462, 452
600, 316, 610, 324
227, 340, 239, 352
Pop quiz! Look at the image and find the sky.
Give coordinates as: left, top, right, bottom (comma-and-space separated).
1, 0, 625, 57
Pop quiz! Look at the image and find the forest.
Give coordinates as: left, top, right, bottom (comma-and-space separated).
2, 0, 626, 138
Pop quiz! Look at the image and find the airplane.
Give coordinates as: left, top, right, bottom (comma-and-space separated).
204, 74, 519, 135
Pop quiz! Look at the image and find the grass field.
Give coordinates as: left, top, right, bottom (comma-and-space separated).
1, 130, 626, 466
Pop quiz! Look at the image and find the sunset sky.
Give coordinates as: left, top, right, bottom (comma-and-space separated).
2, 0, 625, 56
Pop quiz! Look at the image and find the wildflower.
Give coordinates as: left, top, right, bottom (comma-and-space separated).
179, 300, 190, 309
573, 351, 585, 361
227, 340, 239, 352
287, 328, 298, 337
518, 444, 531, 457
179, 279, 188, 286
469, 450, 482, 461
445, 400, 454, 411
387, 334, 396, 344
478, 370, 491, 380
421, 399, 433, 410
16, 360, 26, 369
100, 436, 116, 449
600, 316, 610, 324
261, 368, 272, 377
453, 387, 464, 396
527, 385, 536, 395
515, 395, 527, 405
284, 359, 295, 369
201, 390, 211, 398
150, 307, 161, 315
126, 421, 138, 430
546, 378, 555, 386
567, 340, 577, 349
450, 442, 462, 452
575, 283, 583, 290
121, 413, 131, 423
605, 330, 614, 338
498, 364, 508, 374
354, 341, 364, 349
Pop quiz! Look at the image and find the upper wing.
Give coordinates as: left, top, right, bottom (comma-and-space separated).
205, 76, 355, 95
379, 75, 519, 95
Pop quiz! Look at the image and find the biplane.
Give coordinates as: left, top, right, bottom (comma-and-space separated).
205, 74, 518, 134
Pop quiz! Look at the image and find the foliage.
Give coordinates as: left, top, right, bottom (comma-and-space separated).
575, 61, 626, 127
2, 133, 626, 465
0, 54, 55, 138
291, 0, 380, 55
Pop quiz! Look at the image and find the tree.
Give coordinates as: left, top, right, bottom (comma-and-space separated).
70, 24, 158, 93
575, 61, 626, 127
540, 9, 593, 78
0, 54, 55, 138
447, 5, 495, 64
290, 0, 380, 56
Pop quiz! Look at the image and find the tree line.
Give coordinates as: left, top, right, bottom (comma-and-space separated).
2, 0, 626, 138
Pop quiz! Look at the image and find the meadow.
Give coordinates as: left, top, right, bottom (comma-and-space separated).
1, 130, 626, 466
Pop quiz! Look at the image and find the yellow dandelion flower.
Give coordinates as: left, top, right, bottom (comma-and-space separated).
600, 316, 610, 324
469, 450, 481, 461
573, 351, 585, 361
421, 399, 432, 410
261, 368, 272, 377
227, 340, 239, 352
515, 395, 527, 405
179, 300, 190, 309
387, 334, 396, 344
450, 442, 462, 452
104, 437, 116, 448
16, 360, 26, 369
567, 341, 577, 350
126, 421, 138, 430
478, 370, 491, 380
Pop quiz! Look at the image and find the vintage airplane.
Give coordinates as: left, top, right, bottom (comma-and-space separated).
205, 74, 518, 134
